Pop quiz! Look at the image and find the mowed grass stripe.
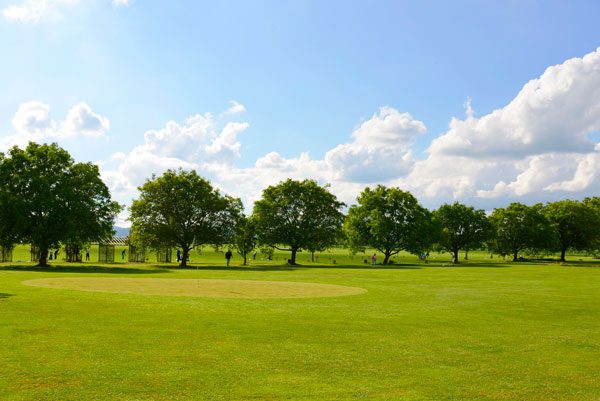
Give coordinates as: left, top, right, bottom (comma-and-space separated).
22, 277, 367, 298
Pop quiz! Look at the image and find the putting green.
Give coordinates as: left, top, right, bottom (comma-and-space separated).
23, 277, 367, 299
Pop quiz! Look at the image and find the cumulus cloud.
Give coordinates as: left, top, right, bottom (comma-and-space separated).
103, 104, 427, 211
0, 101, 110, 150
3, 0, 125, 23
429, 50, 600, 159
61, 102, 110, 137
36, 47, 600, 217
402, 47, 600, 205
102, 106, 252, 200
325, 107, 426, 182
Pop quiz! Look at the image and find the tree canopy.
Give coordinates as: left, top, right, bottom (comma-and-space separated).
129, 169, 242, 266
345, 186, 435, 264
252, 179, 344, 265
489, 203, 557, 261
232, 215, 257, 266
433, 202, 490, 264
543, 199, 600, 262
0, 142, 120, 266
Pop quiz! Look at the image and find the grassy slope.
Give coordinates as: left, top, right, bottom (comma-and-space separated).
1, 248, 599, 400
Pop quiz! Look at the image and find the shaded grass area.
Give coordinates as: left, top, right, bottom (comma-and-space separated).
0, 251, 599, 400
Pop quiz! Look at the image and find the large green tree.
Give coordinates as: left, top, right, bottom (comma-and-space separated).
433, 202, 490, 264
129, 169, 242, 267
543, 199, 600, 262
345, 186, 435, 265
489, 203, 557, 261
252, 179, 344, 265
0, 142, 120, 266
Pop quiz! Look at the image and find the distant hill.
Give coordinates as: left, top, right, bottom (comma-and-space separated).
113, 226, 130, 237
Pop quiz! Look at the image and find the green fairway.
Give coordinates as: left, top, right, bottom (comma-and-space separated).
1, 250, 599, 400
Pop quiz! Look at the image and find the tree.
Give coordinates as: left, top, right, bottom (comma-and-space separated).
543, 199, 600, 262
252, 179, 344, 265
129, 169, 242, 267
232, 216, 257, 266
345, 186, 435, 265
489, 203, 556, 261
0, 142, 120, 266
433, 202, 490, 264
583, 197, 600, 256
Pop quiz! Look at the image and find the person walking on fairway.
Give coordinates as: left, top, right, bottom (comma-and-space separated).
371, 253, 377, 266
225, 249, 233, 267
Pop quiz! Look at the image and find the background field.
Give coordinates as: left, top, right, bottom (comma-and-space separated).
1, 248, 599, 400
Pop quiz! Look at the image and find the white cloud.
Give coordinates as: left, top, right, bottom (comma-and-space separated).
61, 102, 110, 137
221, 100, 246, 116
0, 101, 110, 150
401, 47, 600, 205
2, 0, 47, 23
429, 49, 600, 160
11, 48, 600, 218
325, 107, 426, 182
2, 0, 124, 23
102, 110, 252, 203
103, 43, 600, 213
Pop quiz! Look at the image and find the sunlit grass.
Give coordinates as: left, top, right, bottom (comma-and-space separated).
1, 249, 599, 400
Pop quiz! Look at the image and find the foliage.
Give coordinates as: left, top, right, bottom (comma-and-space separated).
252, 179, 345, 265
488, 202, 557, 261
543, 199, 600, 262
129, 169, 242, 267
345, 186, 435, 264
433, 202, 491, 264
0, 142, 120, 266
232, 216, 257, 265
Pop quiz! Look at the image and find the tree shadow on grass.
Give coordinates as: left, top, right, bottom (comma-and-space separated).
0, 264, 169, 275
0, 293, 14, 300
148, 264, 304, 272
152, 263, 425, 271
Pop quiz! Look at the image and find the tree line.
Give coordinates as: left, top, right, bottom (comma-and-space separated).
129, 169, 600, 266
2, 143, 600, 267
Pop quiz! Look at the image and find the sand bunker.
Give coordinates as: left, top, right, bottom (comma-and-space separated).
23, 277, 367, 299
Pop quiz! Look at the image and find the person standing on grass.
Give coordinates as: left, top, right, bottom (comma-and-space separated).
176, 248, 181, 263
85, 248, 90, 261
121, 249, 126, 261
371, 253, 377, 266
225, 249, 233, 267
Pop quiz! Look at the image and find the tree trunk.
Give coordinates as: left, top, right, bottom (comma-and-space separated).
180, 247, 189, 267
311, 251, 315, 262
560, 248, 566, 262
383, 250, 391, 265
464, 248, 469, 260
38, 248, 49, 267
513, 250, 518, 262
243, 254, 247, 266
290, 248, 297, 265
452, 248, 459, 264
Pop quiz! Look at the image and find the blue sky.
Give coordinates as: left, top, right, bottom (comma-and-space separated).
2, 0, 600, 224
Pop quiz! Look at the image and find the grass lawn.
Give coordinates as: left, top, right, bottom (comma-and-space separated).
1, 248, 599, 400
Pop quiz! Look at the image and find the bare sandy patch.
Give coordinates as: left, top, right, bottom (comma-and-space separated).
23, 277, 367, 299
